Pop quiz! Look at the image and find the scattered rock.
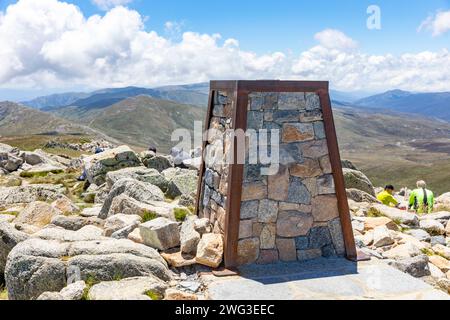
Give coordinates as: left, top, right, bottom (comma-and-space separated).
419, 220, 445, 236
161, 251, 196, 268
432, 244, 450, 260
0, 184, 65, 206
342, 168, 375, 196
5, 237, 171, 300
59, 281, 87, 300
139, 217, 180, 251
80, 206, 101, 217
37, 292, 64, 300
32, 225, 105, 242
105, 166, 169, 192
364, 217, 399, 231
84, 146, 142, 185
341, 159, 358, 170
388, 255, 430, 278
88, 276, 168, 300
194, 218, 211, 235
428, 263, 446, 279
163, 168, 198, 199
434, 193, 450, 211
368, 204, 419, 226
107, 194, 175, 220
437, 278, 450, 293
103, 214, 142, 237
0, 222, 29, 273
51, 196, 79, 215
430, 235, 446, 246
99, 178, 165, 219
15, 201, 61, 228
127, 228, 144, 244
373, 225, 395, 247
111, 222, 140, 240
346, 188, 379, 203
195, 233, 223, 268
180, 217, 201, 255
383, 243, 422, 260
429, 255, 450, 273
141, 152, 174, 172
405, 229, 431, 242
165, 288, 198, 300
51, 215, 100, 231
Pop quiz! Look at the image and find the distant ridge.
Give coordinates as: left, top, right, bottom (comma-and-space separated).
355, 90, 450, 121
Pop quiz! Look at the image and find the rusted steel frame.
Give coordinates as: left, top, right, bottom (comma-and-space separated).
223, 82, 248, 268
318, 88, 357, 261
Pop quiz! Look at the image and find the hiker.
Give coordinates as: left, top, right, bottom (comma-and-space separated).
377, 185, 402, 208
148, 145, 157, 153
408, 180, 434, 214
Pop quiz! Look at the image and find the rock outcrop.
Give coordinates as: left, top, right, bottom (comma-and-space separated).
83, 146, 141, 185
5, 236, 171, 300
343, 168, 376, 196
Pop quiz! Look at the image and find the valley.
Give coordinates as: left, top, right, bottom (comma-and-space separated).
2, 84, 450, 194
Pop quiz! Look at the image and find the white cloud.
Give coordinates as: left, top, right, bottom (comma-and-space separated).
92, 0, 133, 11
314, 29, 358, 51
0, 0, 449, 93
419, 10, 450, 36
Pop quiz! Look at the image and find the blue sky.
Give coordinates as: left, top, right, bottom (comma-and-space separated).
0, 0, 449, 99
1, 0, 444, 55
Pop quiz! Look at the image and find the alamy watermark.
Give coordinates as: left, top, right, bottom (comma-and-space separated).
367, 5, 381, 30
171, 121, 280, 176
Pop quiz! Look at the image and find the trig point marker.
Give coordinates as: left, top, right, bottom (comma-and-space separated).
196, 80, 357, 268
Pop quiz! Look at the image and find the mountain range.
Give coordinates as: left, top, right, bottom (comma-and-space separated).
2, 83, 450, 193
24, 84, 210, 111
355, 89, 450, 121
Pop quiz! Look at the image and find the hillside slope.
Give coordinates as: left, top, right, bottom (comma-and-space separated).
0, 101, 89, 136
51, 96, 205, 152
334, 105, 450, 194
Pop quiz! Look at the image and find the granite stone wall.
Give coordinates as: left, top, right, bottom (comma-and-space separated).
199, 90, 234, 236
237, 91, 346, 265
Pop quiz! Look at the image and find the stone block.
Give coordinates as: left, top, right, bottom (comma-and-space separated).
237, 238, 260, 265
240, 200, 259, 219
195, 233, 223, 268
260, 224, 276, 249
316, 174, 335, 195
258, 199, 278, 223
278, 92, 306, 110
287, 177, 311, 204
282, 123, 314, 143
239, 219, 254, 239
268, 166, 290, 201
139, 218, 180, 251
276, 238, 297, 262
277, 211, 313, 237
312, 195, 339, 222
290, 159, 322, 178
241, 182, 268, 201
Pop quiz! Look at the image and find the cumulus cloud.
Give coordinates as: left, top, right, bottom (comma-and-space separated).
0, 0, 449, 93
92, 0, 133, 11
314, 29, 358, 51
419, 10, 450, 36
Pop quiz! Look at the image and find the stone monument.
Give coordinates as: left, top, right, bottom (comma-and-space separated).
196, 80, 356, 268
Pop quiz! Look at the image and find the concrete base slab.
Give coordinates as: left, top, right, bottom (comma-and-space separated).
203, 258, 449, 300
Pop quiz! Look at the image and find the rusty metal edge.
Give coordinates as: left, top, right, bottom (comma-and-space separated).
318, 87, 357, 261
